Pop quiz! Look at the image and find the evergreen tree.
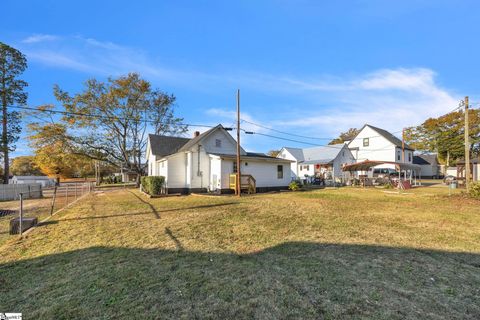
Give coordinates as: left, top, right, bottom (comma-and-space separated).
0, 42, 28, 183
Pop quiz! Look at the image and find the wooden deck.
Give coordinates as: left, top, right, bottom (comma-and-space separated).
229, 174, 256, 194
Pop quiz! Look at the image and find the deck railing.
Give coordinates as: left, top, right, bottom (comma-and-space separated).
229, 174, 256, 194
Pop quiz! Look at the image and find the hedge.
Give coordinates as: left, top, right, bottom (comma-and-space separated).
469, 182, 480, 199
141, 176, 165, 195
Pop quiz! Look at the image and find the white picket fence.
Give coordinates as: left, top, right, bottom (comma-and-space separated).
0, 183, 43, 201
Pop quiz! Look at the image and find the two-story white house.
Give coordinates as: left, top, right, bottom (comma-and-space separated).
146, 125, 292, 194
277, 144, 356, 180
348, 124, 415, 169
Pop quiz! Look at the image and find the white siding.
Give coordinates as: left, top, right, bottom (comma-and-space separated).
209, 156, 222, 191
298, 164, 315, 178
446, 167, 457, 177
157, 159, 168, 180
349, 126, 396, 162
394, 147, 413, 164
220, 159, 291, 189
419, 165, 431, 177
332, 146, 356, 178
348, 126, 413, 172
220, 159, 234, 189
146, 140, 157, 176
201, 130, 239, 155
188, 149, 210, 189
166, 153, 187, 188
278, 148, 300, 178
148, 154, 157, 176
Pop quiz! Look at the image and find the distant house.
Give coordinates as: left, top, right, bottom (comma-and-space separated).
456, 158, 480, 182
413, 154, 440, 178
348, 124, 415, 169
146, 125, 292, 194
277, 144, 355, 180
113, 169, 138, 183
9, 176, 55, 187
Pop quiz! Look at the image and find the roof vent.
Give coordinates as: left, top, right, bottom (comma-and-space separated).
193, 131, 200, 138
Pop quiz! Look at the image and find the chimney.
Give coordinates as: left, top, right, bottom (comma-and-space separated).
193, 131, 200, 138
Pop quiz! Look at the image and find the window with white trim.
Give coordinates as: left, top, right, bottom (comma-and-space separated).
277, 165, 284, 179
363, 138, 369, 147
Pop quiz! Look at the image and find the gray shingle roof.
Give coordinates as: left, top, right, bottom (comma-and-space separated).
148, 134, 190, 157
282, 144, 346, 164
362, 124, 414, 151
413, 156, 430, 165
415, 153, 438, 165
12, 176, 51, 180
282, 147, 304, 161
177, 125, 221, 152
302, 144, 345, 164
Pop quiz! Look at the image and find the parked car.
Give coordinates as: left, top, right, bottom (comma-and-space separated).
372, 168, 399, 178
443, 175, 457, 185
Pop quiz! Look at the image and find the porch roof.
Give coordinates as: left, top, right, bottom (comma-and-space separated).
342, 160, 421, 172
456, 158, 480, 165
302, 159, 333, 165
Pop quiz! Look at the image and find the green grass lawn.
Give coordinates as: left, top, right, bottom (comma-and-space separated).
1, 186, 479, 319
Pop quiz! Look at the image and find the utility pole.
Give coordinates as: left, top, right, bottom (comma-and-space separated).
464, 96, 471, 192
402, 128, 405, 163
236, 89, 241, 197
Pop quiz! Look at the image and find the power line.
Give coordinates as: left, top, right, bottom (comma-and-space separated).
241, 118, 405, 142
242, 105, 470, 144
241, 119, 334, 140
240, 128, 396, 153
9, 105, 217, 129
11, 102, 473, 152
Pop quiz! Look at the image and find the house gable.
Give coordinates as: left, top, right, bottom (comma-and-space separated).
278, 147, 303, 162
348, 125, 397, 162
348, 124, 415, 163
179, 125, 246, 155
333, 144, 355, 162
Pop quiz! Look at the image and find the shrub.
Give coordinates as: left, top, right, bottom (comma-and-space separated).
141, 176, 165, 195
289, 180, 302, 191
469, 182, 480, 199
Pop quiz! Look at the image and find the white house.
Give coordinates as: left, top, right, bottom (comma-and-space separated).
348, 124, 415, 169
9, 175, 55, 187
456, 158, 480, 182
277, 144, 356, 180
146, 125, 292, 194
413, 154, 440, 178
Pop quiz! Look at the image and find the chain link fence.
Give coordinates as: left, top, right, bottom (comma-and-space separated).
0, 182, 94, 245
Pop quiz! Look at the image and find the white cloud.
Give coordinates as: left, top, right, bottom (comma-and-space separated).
206, 68, 460, 142
20, 34, 213, 86
265, 68, 461, 139
19, 34, 461, 145
25, 50, 101, 73
22, 34, 59, 44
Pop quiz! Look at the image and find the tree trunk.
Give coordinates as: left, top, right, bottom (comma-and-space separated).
2, 95, 8, 184
135, 174, 140, 188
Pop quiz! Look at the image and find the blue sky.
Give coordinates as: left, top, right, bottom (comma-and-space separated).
2, 0, 479, 157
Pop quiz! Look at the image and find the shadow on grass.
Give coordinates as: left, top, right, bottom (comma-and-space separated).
37, 221, 58, 227
165, 227, 184, 251
53, 203, 238, 223
0, 242, 479, 319
128, 190, 238, 220
128, 190, 161, 218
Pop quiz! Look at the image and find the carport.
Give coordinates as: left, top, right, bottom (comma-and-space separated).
342, 160, 421, 189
